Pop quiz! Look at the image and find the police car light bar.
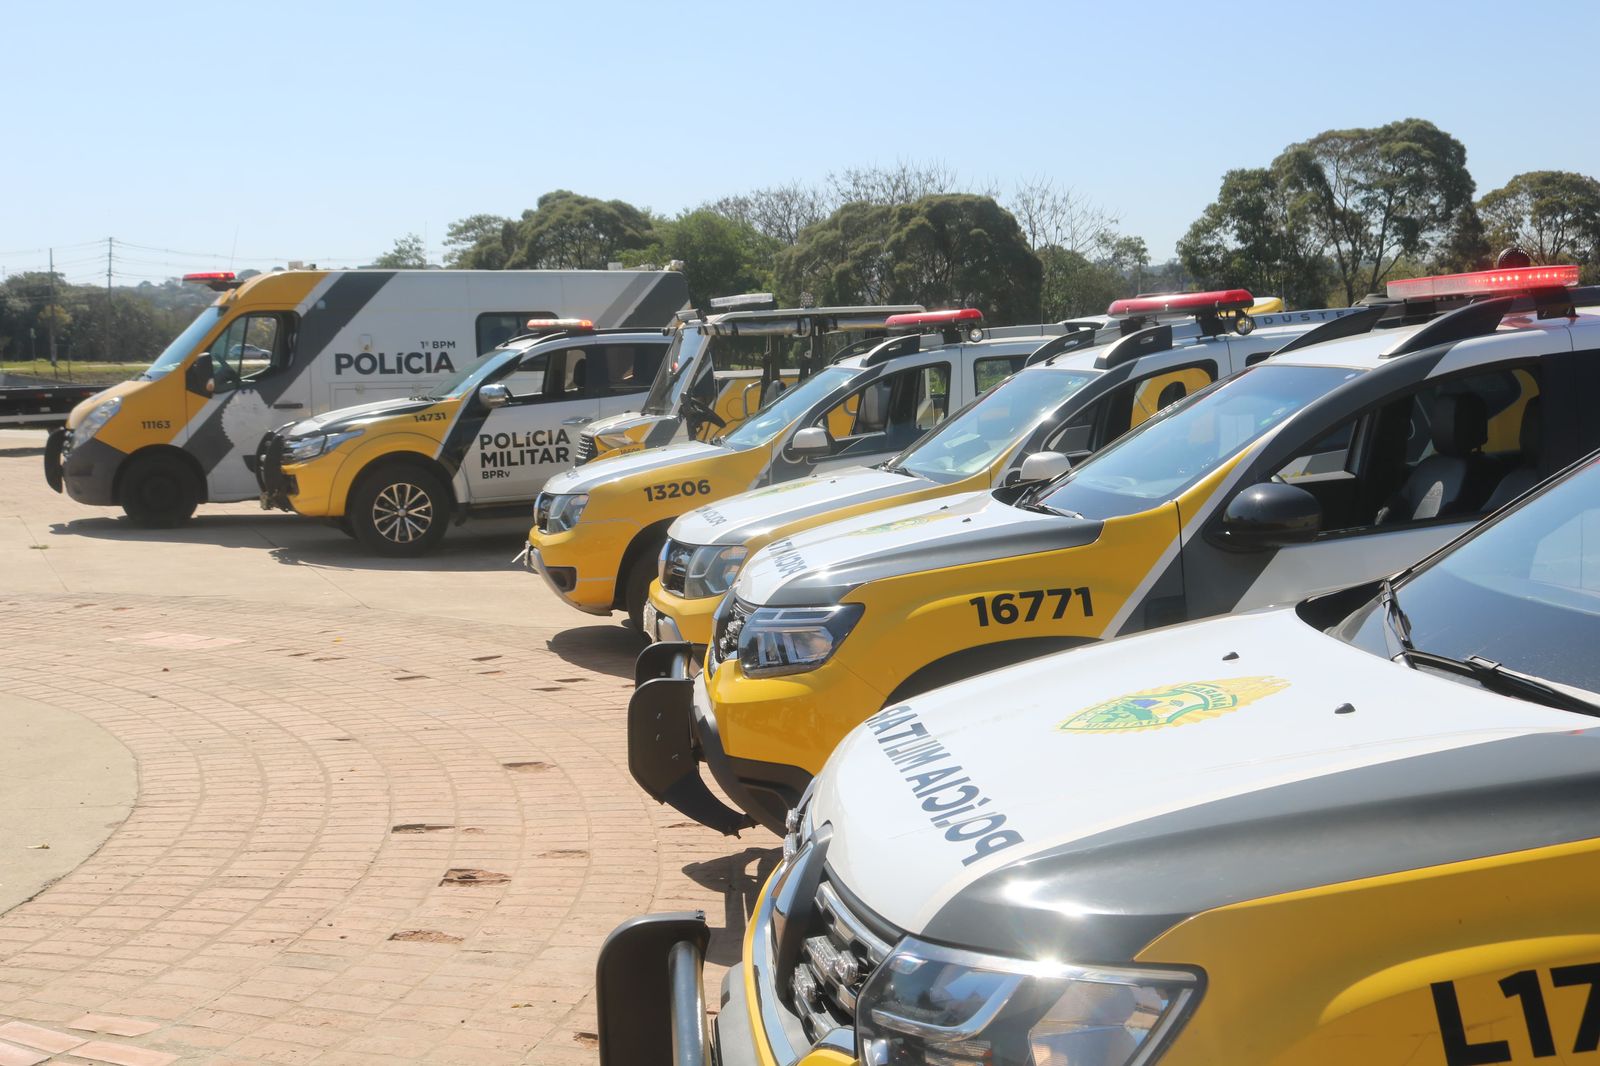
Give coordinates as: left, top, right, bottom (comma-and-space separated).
1385, 265, 1580, 301
182, 271, 240, 292
525, 318, 594, 332
1107, 289, 1254, 317
708, 293, 776, 310
884, 308, 984, 328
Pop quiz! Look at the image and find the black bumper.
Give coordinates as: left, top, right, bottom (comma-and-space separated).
43, 428, 66, 493
595, 911, 712, 1066
628, 642, 760, 837
254, 428, 296, 510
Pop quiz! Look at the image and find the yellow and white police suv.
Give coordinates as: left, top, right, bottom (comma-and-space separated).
599, 441, 1600, 1066
44, 266, 686, 526
573, 293, 876, 465
636, 266, 1598, 835
526, 308, 1030, 627
644, 292, 1339, 648
256, 321, 672, 555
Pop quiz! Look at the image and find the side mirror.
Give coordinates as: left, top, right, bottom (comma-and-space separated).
185, 354, 214, 396
479, 383, 511, 409
1016, 451, 1071, 486
1218, 482, 1322, 551
789, 426, 831, 459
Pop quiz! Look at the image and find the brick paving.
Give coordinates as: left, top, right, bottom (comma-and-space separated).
0, 583, 777, 1063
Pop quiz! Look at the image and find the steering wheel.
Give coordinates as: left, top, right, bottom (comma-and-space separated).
680, 394, 726, 429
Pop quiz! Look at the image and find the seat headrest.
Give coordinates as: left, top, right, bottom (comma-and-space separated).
1519, 397, 1542, 460
1430, 392, 1488, 456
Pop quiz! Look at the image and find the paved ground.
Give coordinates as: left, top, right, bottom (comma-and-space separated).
0, 431, 777, 1064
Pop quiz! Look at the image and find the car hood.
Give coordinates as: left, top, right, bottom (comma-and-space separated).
734, 489, 1100, 606
541, 439, 725, 494
65, 379, 139, 427
588, 410, 665, 435
810, 608, 1593, 962
671, 466, 932, 547
287, 395, 447, 435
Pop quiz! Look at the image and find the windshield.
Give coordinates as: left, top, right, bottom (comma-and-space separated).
642, 328, 705, 414
141, 306, 225, 380
894, 368, 1097, 484
722, 366, 859, 448
420, 344, 525, 400
1035, 364, 1361, 520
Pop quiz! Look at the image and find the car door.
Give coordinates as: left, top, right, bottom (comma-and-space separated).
184, 311, 306, 502
1186, 359, 1561, 618
805, 359, 954, 476
592, 341, 669, 420
462, 342, 600, 503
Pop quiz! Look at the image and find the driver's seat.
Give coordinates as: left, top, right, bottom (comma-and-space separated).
1376, 392, 1492, 525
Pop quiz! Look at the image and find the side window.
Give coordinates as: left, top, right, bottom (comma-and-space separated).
594, 344, 665, 395
475, 312, 556, 355
1127, 365, 1217, 430
207, 313, 292, 393
502, 351, 548, 398
974, 355, 1022, 395
817, 362, 952, 455
1267, 365, 1543, 535
555, 348, 589, 397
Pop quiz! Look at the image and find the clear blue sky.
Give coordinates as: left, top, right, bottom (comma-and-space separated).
5, 0, 1596, 284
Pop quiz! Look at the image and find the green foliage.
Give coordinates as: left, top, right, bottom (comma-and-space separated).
775, 201, 898, 308
1275, 118, 1477, 304
1478, 171, 1600, 265
637, 210, 778, 307
1178, 166, 1334, 308
373, 232, 428, 269
0, 273, 213, 362
508, 190, 657, 269
1038, 247, 1125, 319
443, 214, 514, 269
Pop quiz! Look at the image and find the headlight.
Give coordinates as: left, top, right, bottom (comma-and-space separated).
72, 396, 122, 447
283, 428, 363, 464
737, 603, 862, 678
663, 543, 748, 599
543, 493, 589, 533
857, 937, 1201, 1066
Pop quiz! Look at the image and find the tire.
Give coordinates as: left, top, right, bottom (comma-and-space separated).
120, 453, 199, 528
622, 546, 659, 632
348, 463, 452, 557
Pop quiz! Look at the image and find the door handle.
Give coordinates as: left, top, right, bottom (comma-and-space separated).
562, 416, 594, 425
272, 402, 305, 410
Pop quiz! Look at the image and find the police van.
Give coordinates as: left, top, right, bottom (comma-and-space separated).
597, 440, 1600, 1066
573, 295, 922, 465
643, 292, 1334, 650
255, 321, 673, 555
634, 266, 1600, 836
43, 267, 687, 526
525, 307, 1010, 628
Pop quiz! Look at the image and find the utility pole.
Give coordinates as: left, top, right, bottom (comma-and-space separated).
104, 236, 115, 362
47, 248, 59, 372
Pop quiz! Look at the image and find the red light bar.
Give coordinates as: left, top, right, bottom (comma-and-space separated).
525, 318, 594, 332
885, 308, 984, 328
1386, 265, 1579, 300
182, 271, 241, 292
1107, 289, 1254, 317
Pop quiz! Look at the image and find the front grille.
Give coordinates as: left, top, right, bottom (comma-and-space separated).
59, 432, 74, 467
706, 596, 751, 672
533, 492, 553, 533
575, 432, 597, 465
778, 869, 896, 1044
660, 538, 693, 595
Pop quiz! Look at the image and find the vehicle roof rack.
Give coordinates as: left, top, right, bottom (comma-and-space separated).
858, 333, 923, 368
1024, 323, 1101, 366
1268, 305, 1389, 357
1095, 323, 1173, 370
1381, 297, 1515, 359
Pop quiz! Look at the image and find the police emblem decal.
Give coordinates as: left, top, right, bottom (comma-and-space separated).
1058, 676, 1290, 733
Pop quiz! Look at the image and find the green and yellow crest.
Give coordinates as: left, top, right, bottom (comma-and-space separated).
1058, 676, 1290, 733
849, 512, 950, 536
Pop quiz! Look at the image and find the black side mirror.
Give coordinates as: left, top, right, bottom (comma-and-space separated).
1217, 482, 1322, 551
186, 354, 214, 396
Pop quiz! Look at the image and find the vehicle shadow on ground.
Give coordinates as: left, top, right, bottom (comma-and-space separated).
683, 844, 783, 966
0, 446, 44, 457
546, 625, 644, 679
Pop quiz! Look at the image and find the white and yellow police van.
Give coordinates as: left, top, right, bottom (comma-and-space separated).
602, 442, 1600, 1066
632, 267, 1600, 836
644, 292, 1332, 648
573, 295, 922, 465
43, 267, 687, 526
525, 308, 1014, 627
256, 321, 673, 555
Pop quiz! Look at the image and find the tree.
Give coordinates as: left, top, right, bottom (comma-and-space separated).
508, 190, 656, 269
642, 210, 778, 307
443, 213, 514, 268
1478, 171, 1600, 265
1006, 177, 1117, 257
705, 183, 831, 247
1178, 166, 1333, 309
1275, 119, 1477, 304
1037, 247, 1125, 320
373, 233, 428, 269
776, 201, 898, 307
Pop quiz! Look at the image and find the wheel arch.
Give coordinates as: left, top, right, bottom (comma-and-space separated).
115, 444, 209, 505
614, 517, 675, 610
883, 635, 1098, 705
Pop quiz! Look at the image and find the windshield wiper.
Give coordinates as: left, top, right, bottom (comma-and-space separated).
1022, 499, 1083, 519
1378, 577, 1412, 655
1401, 649, 1600, 717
